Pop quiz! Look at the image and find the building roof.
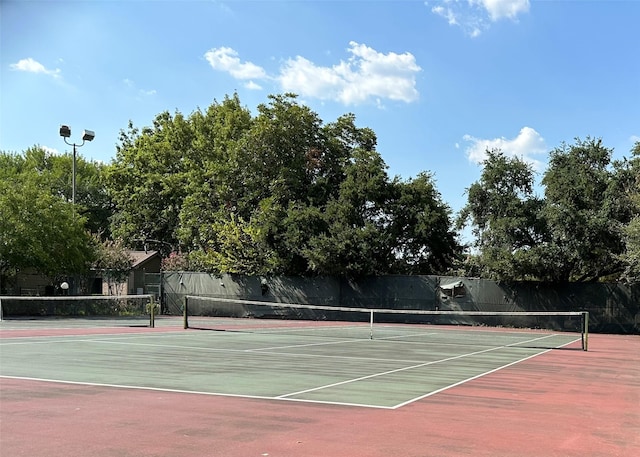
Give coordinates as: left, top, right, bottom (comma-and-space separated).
129, 250, 160, 269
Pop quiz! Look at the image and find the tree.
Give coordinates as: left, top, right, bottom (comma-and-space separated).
621, 141, 640, 282
227, 94, 324, 217
161, 251, 190, 271
177, 94, 253, 252
541, 137, 627, 281
2, 146, 112, 237
388, 172, 461, 274
107, 112, 194, 254
457, 150, 544, 279
0, 147, 112, 295
459, 138, 636, 282
270, 112, 385, 276
303, 148, 394, 276
188, 214, 278, 275
0, 177, 96, 281
107, 92, 462, 277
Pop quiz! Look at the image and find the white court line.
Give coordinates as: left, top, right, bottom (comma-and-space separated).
82, 338, 446, 365
276, 334, 563, 401
0, 375, 394, 410
249, 337, 381, 352
392, 336, 581, 408
0, 335, 435, 365
0, 331, 192, 345
0, 329, 441, 361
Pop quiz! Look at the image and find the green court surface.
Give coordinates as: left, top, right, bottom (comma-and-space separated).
0, 319, 582, 409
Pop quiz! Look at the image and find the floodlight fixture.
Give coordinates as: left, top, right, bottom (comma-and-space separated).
82, 130, 95, 142
59, 125, 71, 138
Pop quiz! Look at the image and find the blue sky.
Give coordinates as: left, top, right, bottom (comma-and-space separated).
1, 0, 639, 218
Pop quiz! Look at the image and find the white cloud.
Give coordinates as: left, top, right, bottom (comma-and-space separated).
463, 126, 547, 169
10, 58, 61, 78
479, 0, 530, 21
278, 56, 344, 99
244, 80, 262, 90
429, 0, 529, 37
431, 5, 458, 25
631, 135, 640, 143
204, 42, 421, 106
338, 41, 421, 104
41, 145, 60, 156
431, 2, 485, 37
204, 47, 267, 80
279, 41, 421, 105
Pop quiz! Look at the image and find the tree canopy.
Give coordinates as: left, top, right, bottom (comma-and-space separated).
459, 138, 639, 282
2, 92, 638, 285
0, 151, 97, 280
621, 142, 640, 281
106, 93, 462, 277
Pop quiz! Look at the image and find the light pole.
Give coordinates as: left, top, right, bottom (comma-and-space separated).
59, 125, 95, 206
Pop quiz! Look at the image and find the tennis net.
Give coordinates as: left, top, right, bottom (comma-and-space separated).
183, 296, 589, 350
0, 295, 158, 327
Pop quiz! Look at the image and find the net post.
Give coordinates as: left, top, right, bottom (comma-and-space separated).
149, 295, 155, 328
183, 296, 188, 329
369, 309, 374, 340
582, 311, 589, 351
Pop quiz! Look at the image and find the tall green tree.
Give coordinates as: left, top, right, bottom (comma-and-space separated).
457, 150, 544, 279
541, 137, 626, 281
187, 214, 278, 275
1, 148, 108, 285
178, 93, 253, 252
107, 112, 194, 253
621, 141, 640, 282
389, 172, 461, 274
107, 92, 462, 276
304, 148, 394, 276
2, 146, 112, 237
460, 138, 636, 282
0, 177, 95, 280
228, 94, 323, 217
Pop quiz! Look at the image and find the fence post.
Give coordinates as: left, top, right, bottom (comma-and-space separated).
582, 311, 589, 351
150, 295, 155, 328
183, 296, 188, 329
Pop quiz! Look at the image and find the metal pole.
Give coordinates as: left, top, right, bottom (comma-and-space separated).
582, 311, 589, 351
150, 296, 155, 328
183, 296, 188, 329
72, 144, 76, 207
370, 310, 374, 340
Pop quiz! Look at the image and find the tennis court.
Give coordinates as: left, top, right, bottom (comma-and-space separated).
1, 312, 638, 456
0, 315, 582, 409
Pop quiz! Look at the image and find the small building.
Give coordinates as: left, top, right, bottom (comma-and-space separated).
102, 250, 161, 295
8, 269, 54, 296
6, 250, 161, 296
